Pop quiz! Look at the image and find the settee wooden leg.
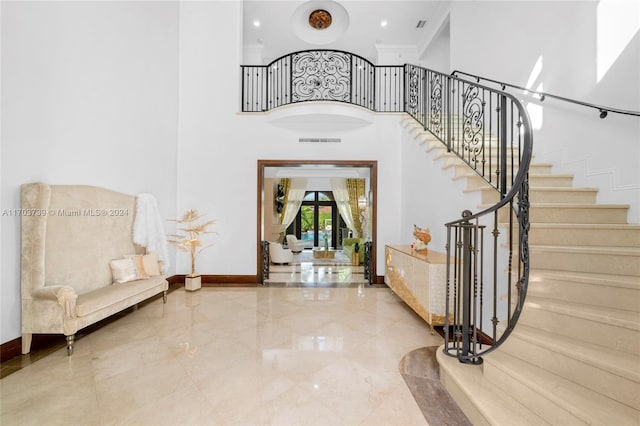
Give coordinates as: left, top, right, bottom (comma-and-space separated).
163, 290, 167, 304
22, 333, 32, 354
66, 334, 75, 356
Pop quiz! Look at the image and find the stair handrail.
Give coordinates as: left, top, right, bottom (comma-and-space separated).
451, 69, 640, 119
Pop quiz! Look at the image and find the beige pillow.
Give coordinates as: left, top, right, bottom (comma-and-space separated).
110, 258, 138, 284
126, 252, 161, 276
128, 255, 150, 280
142, 252, 161, 276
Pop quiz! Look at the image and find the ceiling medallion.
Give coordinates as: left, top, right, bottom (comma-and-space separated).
308, 9, 332, 30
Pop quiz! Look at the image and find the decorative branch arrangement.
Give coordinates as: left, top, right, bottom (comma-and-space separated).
167, 209, 216, 277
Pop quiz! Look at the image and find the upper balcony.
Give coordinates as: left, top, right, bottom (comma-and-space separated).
241, 49, 404, 113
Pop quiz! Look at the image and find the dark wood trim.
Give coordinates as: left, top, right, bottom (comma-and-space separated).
202, 275, 258, 286
374, 275, 385, 285
257, 159, 378, 283
171, 274, 259, 286
167, 275, 183, 286
370, 161, 378, 283
1, 337, 22, 363
257, 159, 265, 284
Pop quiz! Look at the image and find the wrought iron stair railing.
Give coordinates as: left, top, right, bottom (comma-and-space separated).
244, 51, 533, 364
405, 64, 533, 364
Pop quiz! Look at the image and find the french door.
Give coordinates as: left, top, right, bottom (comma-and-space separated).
287, 191, 342, 248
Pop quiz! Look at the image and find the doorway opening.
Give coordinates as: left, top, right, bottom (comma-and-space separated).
257, 160, 377, 283
287, 191, 346, 249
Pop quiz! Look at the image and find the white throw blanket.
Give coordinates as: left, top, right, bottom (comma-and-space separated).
133, 193, 170, 273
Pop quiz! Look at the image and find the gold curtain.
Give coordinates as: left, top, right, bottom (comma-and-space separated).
346, 178, 366, 237
278, 178, 290, 224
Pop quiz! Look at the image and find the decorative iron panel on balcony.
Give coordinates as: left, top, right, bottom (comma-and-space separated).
241, 49, 404, 113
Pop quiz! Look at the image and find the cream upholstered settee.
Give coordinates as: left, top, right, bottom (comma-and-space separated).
20, 183, 169, 355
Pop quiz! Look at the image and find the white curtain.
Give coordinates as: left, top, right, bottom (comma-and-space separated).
330, 178, 358, 237
280, 178, 307, 231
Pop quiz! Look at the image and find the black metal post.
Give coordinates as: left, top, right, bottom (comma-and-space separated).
261, 240, 270, 283
364, 241, 372, 284
461, 210, 472, 358
500, 94, 508, 198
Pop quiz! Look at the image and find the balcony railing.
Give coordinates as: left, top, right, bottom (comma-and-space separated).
246, 50, 533, 365
241, 50, 404, 113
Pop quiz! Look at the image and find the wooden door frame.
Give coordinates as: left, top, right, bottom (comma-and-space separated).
257, 159, 378, 283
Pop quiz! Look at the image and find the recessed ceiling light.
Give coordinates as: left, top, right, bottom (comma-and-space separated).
253, 20, 260, 27
380, 20, 388, 27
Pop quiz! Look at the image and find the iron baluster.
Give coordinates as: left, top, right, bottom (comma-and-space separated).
499, 94, 508, 197
261, 240, 270, 283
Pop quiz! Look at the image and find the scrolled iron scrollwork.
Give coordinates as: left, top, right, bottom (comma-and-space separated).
517, 176, 530, 288
407, 66, 420, 115
429, 73, 444, 136
291, 51, 351, 102
364, 241, 373, 284
261, 240, 270, 283
462, 85, 485, 163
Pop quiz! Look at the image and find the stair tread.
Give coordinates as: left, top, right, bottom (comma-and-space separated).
530, 244, 640, 255
448, 161, 554, 167
525, 295, 640, 330
530, 203, 630, 208
486, 350, 640, 425
476, 186, 598, 192
455, 175, 572, 184
531, 223, 640, 230
435, 349, 547, 425
512, 324, 640, 382
530, 269, 640, 289
483, 202, 630, 210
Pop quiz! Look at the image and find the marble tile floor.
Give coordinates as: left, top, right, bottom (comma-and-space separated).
266, 264, 368, 286
0, 286, 446, 425
266, 251, 367, 286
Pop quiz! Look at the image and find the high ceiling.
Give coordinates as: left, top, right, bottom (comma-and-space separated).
243, 0, 446, 64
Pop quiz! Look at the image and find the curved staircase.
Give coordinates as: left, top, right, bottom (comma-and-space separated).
402, 116, 640, 425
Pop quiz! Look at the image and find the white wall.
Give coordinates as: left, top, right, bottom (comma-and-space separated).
400, 126, 482, 253
419, 17, 450, 73
0, 1, 179, 344
440, 0, 640, 222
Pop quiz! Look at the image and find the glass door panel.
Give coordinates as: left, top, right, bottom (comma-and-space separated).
318, 205, 332, 248
300, 205, 316, 248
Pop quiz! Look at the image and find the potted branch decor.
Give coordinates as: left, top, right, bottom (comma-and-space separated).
168, 209, 216, 291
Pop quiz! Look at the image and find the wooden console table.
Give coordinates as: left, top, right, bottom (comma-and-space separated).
384, 245, 451, 333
